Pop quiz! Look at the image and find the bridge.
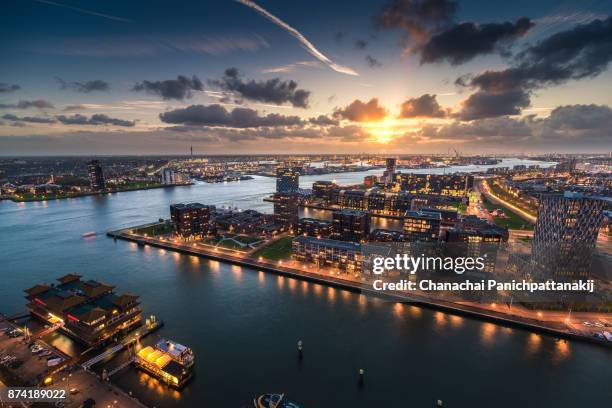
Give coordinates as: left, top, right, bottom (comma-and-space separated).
82, 342, 126, 369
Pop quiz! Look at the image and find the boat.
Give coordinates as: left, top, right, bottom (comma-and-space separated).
47, 357, 62, 367
134, 338, 194, 388
82, 231, 97, 238
254, 394, 302, 408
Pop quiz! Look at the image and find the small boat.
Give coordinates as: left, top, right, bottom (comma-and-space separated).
82, 231, 97, 238
254, 394, 302, 408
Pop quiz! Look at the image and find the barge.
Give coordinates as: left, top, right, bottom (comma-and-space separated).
135, 338, 194, 388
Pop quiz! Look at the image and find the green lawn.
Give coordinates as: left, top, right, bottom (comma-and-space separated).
134, 223, 174, 236
482, 199, 533, 230
234, 235, 261, 244
251, 236, 294, 260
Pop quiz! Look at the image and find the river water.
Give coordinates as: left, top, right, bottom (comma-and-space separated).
1, 159, 610, 407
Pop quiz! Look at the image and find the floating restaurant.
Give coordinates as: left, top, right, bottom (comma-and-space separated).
135, 338, 194, 388
24, 274, 142, 347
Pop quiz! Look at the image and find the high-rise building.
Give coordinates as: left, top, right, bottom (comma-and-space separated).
161, 168, 177, 185
276, 167, 300, 193
331, 209, 371, 242
87, 160, 106, 191
170, 203, 214, 238
312, 180, 337, 203
403, 210, 442, 242
531, 192, 608, 279
273, 193, 299, 230
443, 228, 506, 273
382, 157, 397, 184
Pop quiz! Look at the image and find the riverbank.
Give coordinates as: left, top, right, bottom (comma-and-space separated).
107, 226, 611, 348
5, 182, 193, 203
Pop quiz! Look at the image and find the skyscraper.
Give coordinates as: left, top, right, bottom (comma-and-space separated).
276, 166, 300, 193
531, 192, 608, 279
273, 193, 299, 230
87, 160, 105, 191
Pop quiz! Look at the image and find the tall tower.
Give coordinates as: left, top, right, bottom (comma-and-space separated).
87, 160, 106, 191
276, 166, 300, 193
531, 192, 607, 279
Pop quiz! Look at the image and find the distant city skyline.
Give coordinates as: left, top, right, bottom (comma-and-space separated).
1, 0, 612, 155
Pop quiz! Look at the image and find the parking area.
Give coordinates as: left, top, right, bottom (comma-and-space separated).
0, 321, 66, 386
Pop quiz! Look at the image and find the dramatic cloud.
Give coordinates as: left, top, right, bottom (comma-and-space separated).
209, 68, 310, 108
365, 55, 382, 68
235, 0, 358, 76
0, 83, 20, 93
56, 113, 135, 127
420, 18, 534, 65
376, 0, 458, 46
541, 104, 612, 130
57, 78, 110, 93
460, 16, 612, 92
334, 98, 387, 122
420, 116, 533, 141
0, 100, 54, 109
133, 75, 204, 100
309, 115, 339, 126
2, 113, 56, 124
399, 94, 446, 118
159, 104, 303, 128
456, 89, 530, 120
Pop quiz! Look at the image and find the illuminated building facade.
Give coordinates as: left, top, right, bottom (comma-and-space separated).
395, 173, 473, 197
443, 228, 506, 273
276, 167, 301, 193
331, 209, 371, 242
292, 236, 363, 273
404, 210, 442, 242
273, 193, 299, 230
170, 203, 214, 238
297, 217, 332, 238
312, 180, 336, 201
24, 274, 141, 347
531, 192, 608, 279
87, 160, 105, 191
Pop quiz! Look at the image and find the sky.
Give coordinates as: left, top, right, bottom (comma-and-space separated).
1, 0, 611, 155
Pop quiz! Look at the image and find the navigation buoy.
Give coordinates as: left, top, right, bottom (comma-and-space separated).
297, 340, 303, 359
358, 368, 365, 386
437, 399, 443, 407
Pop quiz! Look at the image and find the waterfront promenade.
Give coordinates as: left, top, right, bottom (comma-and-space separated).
108, 226, 611, 348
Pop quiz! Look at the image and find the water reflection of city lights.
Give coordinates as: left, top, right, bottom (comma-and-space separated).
480, 322, 497, 345
434, 311, 446, 328
449, 315, 463, 328
526, 333, 541, 354
408, 306, 422, 318
554, 339, 571, 362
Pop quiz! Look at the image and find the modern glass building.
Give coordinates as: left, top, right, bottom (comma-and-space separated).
87, 159, 105, 191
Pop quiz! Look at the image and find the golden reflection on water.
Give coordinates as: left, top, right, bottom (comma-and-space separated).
277, 276, 285, 289
189, 255, 199, 265
258, 271, 265, 285
480, 322, 497, 346
301, 280, 309, 295
357, 294, 367, 313
208, 260, 220, 273
434, 311, 446, 328
526, 333, 541, 354
554, 339, 571, 362
172, 252, 180, 262
138, 372, 181, 400
314, 284, 323, 297
158, 248, 166, 255
288, 278, 297, 292
408, 306, 422, 318
393, 302, 404, 319
449, 315, 463, 328
231, 264, 242, 280
327, 287, 336, 304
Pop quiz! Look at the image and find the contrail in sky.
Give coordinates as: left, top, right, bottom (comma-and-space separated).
34, 0, 133, 23
235, 0, 359, 76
